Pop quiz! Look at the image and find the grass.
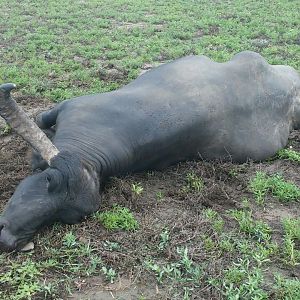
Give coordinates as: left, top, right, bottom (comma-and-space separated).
249, 171, 271, 204
0, 231, 113, 300
0, 0, 300, 299
229, 209, 272, 243
158, 227, 170, 251
131, 182, 144, 196
273, 274, 300, 300
282, 218, 300, 266
0, 0, 299, 102
221, 259, 268, 300
0, 124, 12, 136
94, 205, 139, 231
202, 208, 225, 233
145, 246, 203, 286
277, 149, 300, 162
249, 172, 300, 204
184, 171, 204, 192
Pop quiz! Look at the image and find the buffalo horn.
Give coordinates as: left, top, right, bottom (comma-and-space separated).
0, 83, 59, 164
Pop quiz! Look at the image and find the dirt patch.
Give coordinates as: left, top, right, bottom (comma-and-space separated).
112, 21, 164, 32
69, 276, 162, 300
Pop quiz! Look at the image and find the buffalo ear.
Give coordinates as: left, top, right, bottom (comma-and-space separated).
46, 169, 64, 192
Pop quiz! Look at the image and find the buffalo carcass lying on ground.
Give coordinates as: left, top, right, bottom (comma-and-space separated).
0, 51, 299, 252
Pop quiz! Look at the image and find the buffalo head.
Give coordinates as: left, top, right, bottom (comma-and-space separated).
0, 84, 100, 252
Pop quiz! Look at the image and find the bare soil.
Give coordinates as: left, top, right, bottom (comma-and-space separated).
0, 97, 299, 299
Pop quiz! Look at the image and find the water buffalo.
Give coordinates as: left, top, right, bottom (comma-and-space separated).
0, 51, 299, 252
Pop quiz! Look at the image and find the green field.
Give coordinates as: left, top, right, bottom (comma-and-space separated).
0, 0, 299, 101
0, 0, 300, 299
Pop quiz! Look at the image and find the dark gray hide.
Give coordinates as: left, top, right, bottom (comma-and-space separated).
0, 51, 300, 251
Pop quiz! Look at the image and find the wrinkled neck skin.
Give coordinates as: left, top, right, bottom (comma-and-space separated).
53, 134, 132, 181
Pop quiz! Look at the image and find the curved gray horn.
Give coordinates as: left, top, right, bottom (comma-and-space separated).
0, 83, 59, 164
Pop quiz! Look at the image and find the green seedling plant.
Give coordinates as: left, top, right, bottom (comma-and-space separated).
156, 191, 164, 201
184, 171, 204, 192
1, 124, 11, 135
145, 246, 202, 285
249, 171, 270, 204
202, 208, 225, 234
277, 148, 300, 162
1, 259, 43, 300
282, 217, 300, 240
229, 209, 272, 243
63, 231, 77, 248
282, 217, 300, 266
228, 168, 239, 178
202, 208, 218, 220
249, 172, 300, 204
158, 227, 170, 251
222, 259, 268, 300
268, 175, 300, 202
101, 266, 117, 283
273, 274, 300, 299
94, 205, 139, 231
0, 232, 105, 300
103, 240, 121, 251
131, 182, 144, 196
202, 234, 217, 252
219, 235, 235, 253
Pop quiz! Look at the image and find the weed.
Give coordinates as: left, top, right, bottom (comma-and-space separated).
95, 205, 139, 231
185, 171, 204, 192
202, 208, 224, 233
222, 259, 268, 299
101, 266, 117, 283
103, 240, 121, 251
273, 274, 300, 299
219, 236, 235, 253
0, 259, 44, 300
1, 124, 11, 135
63, 231, 77, 248
158, 228, 170, 251
1, 0, 300, 298
156, 191, 164, 201
282, 217, 300, 240
202, 208, 218, 220
228, 168, 239, 178
282, 218, 300, 266
249, 171, 270, 204
249, 172, 300, 203
202, 235, 216, 251
241, 197, 251, 209
252, 245, 272, 266
269, 175, 300, 202
131, 182, 144, 196
229, 209, 272, 243
282, 236, 300, 266
212, 218, 225, 233
277, 148, 300, 162
145, 246, 202, 285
